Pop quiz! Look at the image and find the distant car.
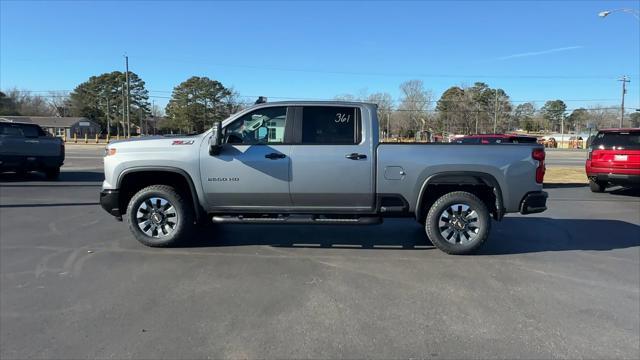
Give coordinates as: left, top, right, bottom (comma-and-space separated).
0, 122, 65, 179
542, 137, 558, 148
586, 128, 640, 192
454, 134, 539, 144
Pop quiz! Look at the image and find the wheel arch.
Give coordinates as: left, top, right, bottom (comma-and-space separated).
415, 171, 505, 221
117, 166, 205, 222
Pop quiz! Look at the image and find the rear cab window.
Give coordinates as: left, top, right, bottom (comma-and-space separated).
0, 123, 46, 137
591, 131, 640, 150
456, 137, 480, 144
0, 123, 25, 137
301, 106, 361, 144
512, 136, 538, 144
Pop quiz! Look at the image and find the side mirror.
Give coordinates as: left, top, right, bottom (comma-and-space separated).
209, 121, 223, 156
257, 126, 268, 140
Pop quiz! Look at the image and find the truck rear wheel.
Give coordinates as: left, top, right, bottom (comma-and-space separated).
126, 185, 194, 247
425, 191, 491, 255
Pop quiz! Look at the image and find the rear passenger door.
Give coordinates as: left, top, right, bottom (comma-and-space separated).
288, 105, 374, 211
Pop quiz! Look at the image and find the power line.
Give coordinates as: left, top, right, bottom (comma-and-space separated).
125, 57, 640, 80
5, 90, 627, 104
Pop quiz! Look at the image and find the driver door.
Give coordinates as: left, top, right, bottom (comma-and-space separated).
199, 106, 293, 210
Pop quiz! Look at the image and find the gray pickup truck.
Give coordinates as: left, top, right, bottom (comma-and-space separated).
0, 121, 64, 179
100, 101, 547, 254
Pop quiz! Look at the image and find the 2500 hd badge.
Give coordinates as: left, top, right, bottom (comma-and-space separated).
207, 177, 240, 182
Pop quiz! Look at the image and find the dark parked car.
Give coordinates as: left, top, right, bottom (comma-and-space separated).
454, 134, 539, 144
586, 128, 640, 192
0, 122, 65, 179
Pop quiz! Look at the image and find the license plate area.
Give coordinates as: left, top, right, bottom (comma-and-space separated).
614, 155, 628, 161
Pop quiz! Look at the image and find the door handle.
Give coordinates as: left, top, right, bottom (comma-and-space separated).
25, 140, 40, 143
345, 153, 367, 160
265, 152, 286, 160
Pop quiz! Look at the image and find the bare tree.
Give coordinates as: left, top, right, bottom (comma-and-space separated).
587, 105, 619, 129
47, 91, 70, 117
367, 92, 394, 138
4, 88, 55, 116
398, 80, 433, 136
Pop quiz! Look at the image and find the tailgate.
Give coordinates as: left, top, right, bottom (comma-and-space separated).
591, 149, 640, 169
29, 138, 62, 157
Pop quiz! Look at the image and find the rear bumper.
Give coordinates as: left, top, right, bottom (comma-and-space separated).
100, 189, 122, 220
520, 191, 548, 215
0, 154, 64, 171
588, 173, 640, 185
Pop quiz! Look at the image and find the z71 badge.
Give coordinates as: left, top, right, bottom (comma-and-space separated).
172, 140, 194, 145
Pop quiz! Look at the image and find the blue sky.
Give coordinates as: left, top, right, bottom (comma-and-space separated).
1, 0, 639, 112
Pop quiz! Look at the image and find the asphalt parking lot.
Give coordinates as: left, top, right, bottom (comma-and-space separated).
1, 146, 639, 359
545, 148, 588, 167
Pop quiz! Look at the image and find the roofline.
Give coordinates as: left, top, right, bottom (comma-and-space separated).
0, 120, 34, 125
459, 134, 539, 138
597, 128, 640, 132
243, 100, 379, 110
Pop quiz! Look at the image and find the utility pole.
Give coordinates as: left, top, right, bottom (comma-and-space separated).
493, 91, 498, 133
121, 85, 126, 138
475, 104, 479, 134
106, 97, 110, 138
125, 55, 131, 137
387, 112, 390, 141
561, 115, 565, 148
204, 98, 209, 129
619, 76, 630, 127
152, 99, 156, 135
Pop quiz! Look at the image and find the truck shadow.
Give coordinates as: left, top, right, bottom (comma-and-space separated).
183, 217, 640, 255
478, 217, 640, 255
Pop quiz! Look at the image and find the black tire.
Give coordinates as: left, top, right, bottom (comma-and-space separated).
126, 185, 194, 247
425, 191, 491, 255
589, 179, 606, 193
44, 167, 60, 180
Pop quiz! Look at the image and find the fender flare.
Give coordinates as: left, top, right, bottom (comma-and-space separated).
117, 166, 205, 222
415, 171, 505, 221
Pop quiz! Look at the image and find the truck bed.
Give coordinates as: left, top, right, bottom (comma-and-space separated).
376, 143, 543, 213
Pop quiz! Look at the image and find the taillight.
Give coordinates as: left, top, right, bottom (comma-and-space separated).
532, 148, 545, 184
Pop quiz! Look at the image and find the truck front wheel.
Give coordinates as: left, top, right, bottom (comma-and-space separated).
425, 191, 491, 255
126, 185, 194, 247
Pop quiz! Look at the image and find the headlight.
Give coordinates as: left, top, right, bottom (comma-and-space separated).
104, 148, 117, 156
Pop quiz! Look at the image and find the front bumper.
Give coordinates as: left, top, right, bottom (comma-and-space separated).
100, 189, 122, 220
520, 191, 548, 215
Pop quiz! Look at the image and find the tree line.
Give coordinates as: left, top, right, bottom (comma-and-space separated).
1, 73, 638, 136
337, 80, 640, 138
0, 72, 244, 135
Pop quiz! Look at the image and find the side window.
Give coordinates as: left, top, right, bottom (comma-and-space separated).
301, 106, 360, 144
224, 107, 287, 145
458, 138, 480, 144
0, 124, 24, 137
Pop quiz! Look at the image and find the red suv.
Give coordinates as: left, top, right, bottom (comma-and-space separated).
454, 134, 539, 144
586, 128, 640, 192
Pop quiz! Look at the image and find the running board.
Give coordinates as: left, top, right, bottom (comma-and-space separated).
211, 214, 382, 225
